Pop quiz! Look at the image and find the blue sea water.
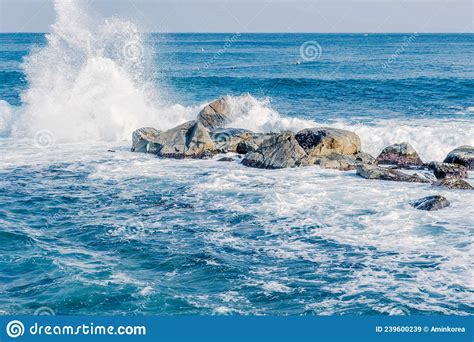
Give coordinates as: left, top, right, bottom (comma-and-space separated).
0, 28, 473, 316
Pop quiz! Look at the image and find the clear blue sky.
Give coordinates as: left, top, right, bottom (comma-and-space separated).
0, 0, 472, 33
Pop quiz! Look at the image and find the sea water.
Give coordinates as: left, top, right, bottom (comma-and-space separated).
0, 1, 473, 315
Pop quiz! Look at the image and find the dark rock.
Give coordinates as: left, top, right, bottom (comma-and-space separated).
443, 145, 474, 170
242, 132, 307, 169
295, 127, 361, 157
428, 162, 467, 179
432, 178, 473, 190
376, 142, 423, 167
356, 164, 430, 183
217, 157, 234, 162
411, 195, 450, 211
236, 133, 275, 154
197, 97, 232, 130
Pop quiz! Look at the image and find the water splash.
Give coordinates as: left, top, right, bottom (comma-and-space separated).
13, 0, 162, 142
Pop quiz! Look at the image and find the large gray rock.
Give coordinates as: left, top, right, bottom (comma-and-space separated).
411, 195, 450, 211
210, 128, 254, 153
236, 133, 276, 154
131, 127, 162, 153
295, 127, 361, 157
376, 142, 423, 167
432, 178, 473, 190
309, 152, 376, 171
131, 121, 216, 158
428, 162, 467, 179
242, 132, 307, 169
197, 97, 232, 130
356, 164, 430, 183
443, 145, 474, 170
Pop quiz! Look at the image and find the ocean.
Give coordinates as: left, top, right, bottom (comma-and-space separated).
0, 2, 473, 316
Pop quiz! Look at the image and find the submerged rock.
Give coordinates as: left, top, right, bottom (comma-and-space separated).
432, 178, 473, 190
443, 145, 474, 170
242, 132, 307, 169
295, 127, 361, 157
131, 127, 162, 153
428, 162, 467, 179
197, 97, 232, 130
310, 152, 376, 171
411, 195, 450, 211
356, 164, 430, 183
376, 142, 423, 167
217, 157, 234, 162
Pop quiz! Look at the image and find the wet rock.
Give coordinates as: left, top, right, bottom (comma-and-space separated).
356, 164, 430, 183
432, 178, 473, 190
376, 142, 423, 167
310, 152, 376, 171
197, 97, 232, 130
236, 133, 275, 154
131, 127, 162, 153
443, 145, 474, 170
217, 157, 234, 162
242, 132, 307, 169
295, 127, 361, 157
132, 121, 216, 158
411, 195, 450, 211
428, 162, 467, 179
210, 128, 254, 153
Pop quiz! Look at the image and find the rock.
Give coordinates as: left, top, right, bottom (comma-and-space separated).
310, 152, 376, 171
295, 127, 361, 157
131, 127, 162, 153
432, 178, 473, 190
428, 162, 467, 179
411, 195, 450, 211
159, 121, 215, 158
236, 133, 275, 154
217, 157, 234, 162
242, 132, 307, 169
210, 128, 254, 153
376, 142, 423, 167
132, 121, 216, 158
356, 164, 430, 183
197, 97, 232, 130
443, 145, 474, 170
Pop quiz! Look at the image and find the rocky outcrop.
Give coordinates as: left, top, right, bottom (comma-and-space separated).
432, 178, 473, 190
197, 97, 232, 130
428, 162, 467, 179
295, 127, 361, 157
131, 127, 162, 153
132, 121, 216, 159
210, 128, 254, 153
376, 142, 423, 167
356, 164, 430, 183
242, 132, 307, 169
443, 145, 474, 170
411, 195, 450, 211
309, 152, 376, 171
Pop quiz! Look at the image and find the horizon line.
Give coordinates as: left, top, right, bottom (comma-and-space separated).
1, 31, 473, 35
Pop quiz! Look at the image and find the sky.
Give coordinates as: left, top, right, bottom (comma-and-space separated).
0, 0, 473, 33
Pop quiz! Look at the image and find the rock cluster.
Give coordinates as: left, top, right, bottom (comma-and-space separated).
131, 96, 473, 210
